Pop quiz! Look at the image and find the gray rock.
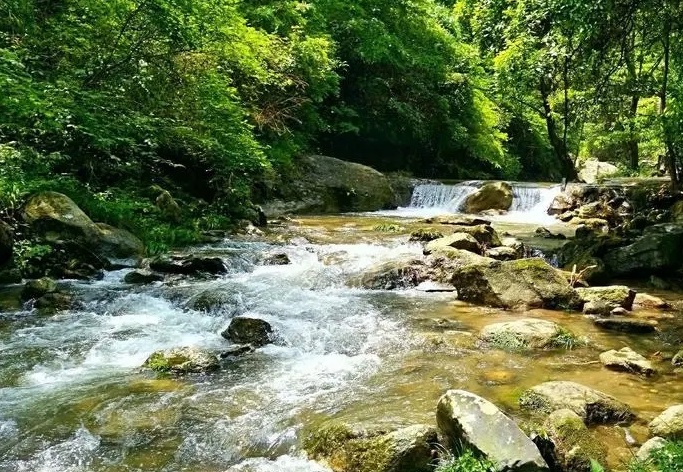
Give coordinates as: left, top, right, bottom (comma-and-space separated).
634, 293, 670, 310
262, 253, 291, 265
223, 317, 273, 347
593, 317, 657, 334
437, 389, 548, 471
149, 256, 227, 275
576, 286, 636, 310
649, 405, 683, 439
143, 346, 220, 374
21, 277, 57, 301
578, 159, 619, 184
303, 422, 437, 472
519, 381, 634, 425
604, 224, 683, 277
599, 347, 655, 376
421, 215, 491, 226
424, 233, 481, 255
486, 246, 519, 261
583, 300, 612, 316
636, 437, 667, 461
611, 307, 629, 316
480, 319, 566, 350
351, 255, 427, 290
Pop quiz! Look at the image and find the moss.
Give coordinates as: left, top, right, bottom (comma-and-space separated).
410, 228, 444, 242
144, 352, 172, 373
484, 330, 529, 351
373, 223, 404, 233
547, 328, 589, 350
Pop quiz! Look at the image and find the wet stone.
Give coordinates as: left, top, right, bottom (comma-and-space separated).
222, 317, 273, 347
593, 317, 657, 334
599, 347, 655, 376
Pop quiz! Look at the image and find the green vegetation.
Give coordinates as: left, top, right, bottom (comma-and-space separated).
435, 449, 496, 472
547, 328, 589, 350
2, 0, 683, 252
629, 440, 683, 472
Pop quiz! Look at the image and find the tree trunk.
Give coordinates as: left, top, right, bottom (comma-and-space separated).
625, 28, 640, 170
661, 8, 679, 189
628, 94, 640, 170
540, 76, 577, 180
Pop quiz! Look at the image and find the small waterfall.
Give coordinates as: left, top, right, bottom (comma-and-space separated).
408, 181, 480, 212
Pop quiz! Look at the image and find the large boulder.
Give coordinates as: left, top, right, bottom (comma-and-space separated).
449, 258, 582, 310
593, 317, 657, 333
0, 220, 13, 267
222, 317, 274, 347
22, 192, 143, 263
599, 347, 655, 376
519, 381, 634, 425
604, 224, 683, 277
463, 182, 513, 214
143, 347, 220, 374
303, 422, 437, 472
578, 159, 619, 184
21, 277, 57, 301
445, 224, 502, 247
575, 286, 636, 311
436, 390, 548, 471
351, 256, 427, 290
649, 405, 683, 439
480, 319, 569, 350
261, 155, 397, 216
534, 409, 605, 472
424, 233, 480, 255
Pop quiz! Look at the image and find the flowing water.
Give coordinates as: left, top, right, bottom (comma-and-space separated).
0, 214, 682, 472
382, 181, 562, 225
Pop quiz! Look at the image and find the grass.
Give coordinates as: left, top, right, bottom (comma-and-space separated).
435, 449, 496, 472
547, 328, 590, 350
628, 440, 683, 472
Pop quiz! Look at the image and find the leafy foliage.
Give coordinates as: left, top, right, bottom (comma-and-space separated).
435, 449, 497, 472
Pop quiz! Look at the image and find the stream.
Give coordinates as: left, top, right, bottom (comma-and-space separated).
1, 193, 683, 471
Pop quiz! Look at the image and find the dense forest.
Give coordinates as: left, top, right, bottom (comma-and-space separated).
1, 0, 683, 248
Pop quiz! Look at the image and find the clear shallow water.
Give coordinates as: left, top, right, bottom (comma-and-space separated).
0, 217, 682, 472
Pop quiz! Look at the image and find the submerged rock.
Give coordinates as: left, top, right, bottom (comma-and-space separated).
421, 215, 491, 226
480, 319, 569, 350
34, 292, 74, 315
222, 317, 273, 347
143, 347, 220, 374
519, 381, 634, 425
424, 233, 480, 255
576, 286, 636, 311
303, 422, 437, 472
124, 270, 164, 284
599, 347, 655, 376
436, 389, 548, 471
649, 405, 683, 439
463, 182, 513, 214
593, 317, 657, 334
450, 258, 582, 311
534, 409, 605, 472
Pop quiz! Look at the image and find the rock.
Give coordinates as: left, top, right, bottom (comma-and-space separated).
535, 227, 566, 240
149, 256, 227, 275
649, 405, 683, 439
424, 233, 480, 255
672, 350, 683, 367
576, 286, 636, 310
575, 202, 617, 224
548, 193, 576, 216
593, 317, 657, 333
220, 344, 255, 358
261, 155, 397, 216
34, 292, 74, 315
604, 224, 683, 277
414, 281, 456, 292
184, 285, 243, 314
578, 159, 619, 184
22, 192, 143, 263
519, 381, 634, 424
154, 188, 182, 222
262, 253, 291, 265
449, 258, 582, 310
500, 237, 526, 257
636, 437, 668, 461
124, 270, 164, 284
436, 389, 548, 471
143, 347, 220, 374
599, 347, 655, 376
352, 256, 427, 290
463, 182, 514, 214
480, 319, 568, 350
21, 277, 57, 300
611, 307, 629, 316
535, 409, 605, 472
485, 246, 519, 261
582, 300, 612, 316
222, 317, 273, 347
303, 422, 437, 472
558, 211, 575, 222
409, 228, 443, 242
634, 293, 670, 310
0, 220, 13, 266
421, 215, 491, 226
448, 224, 502, 248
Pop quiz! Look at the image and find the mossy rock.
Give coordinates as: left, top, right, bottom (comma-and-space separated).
463, 182, 513, 213
303, 422, 437, 472
575, 286, 636, 310
21, 277, 57, 301
409, 228, 444, 242
143, 347, 220, 374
